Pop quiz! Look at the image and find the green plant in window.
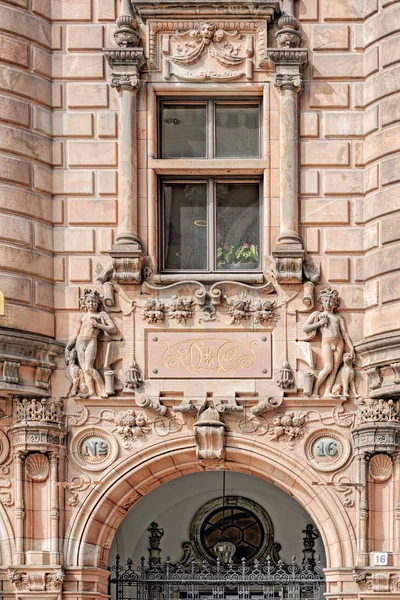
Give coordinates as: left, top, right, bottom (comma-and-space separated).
235, 242, 259, 264
217, 243, 234, 267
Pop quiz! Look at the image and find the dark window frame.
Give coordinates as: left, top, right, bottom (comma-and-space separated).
159, 176, 263, 274
158, 98, 262, 159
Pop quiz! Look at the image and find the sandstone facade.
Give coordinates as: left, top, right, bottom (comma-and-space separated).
0, 0, 400, 598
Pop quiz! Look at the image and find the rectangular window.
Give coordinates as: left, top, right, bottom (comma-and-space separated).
160, 100, 261, 159
161, 179, 261, 273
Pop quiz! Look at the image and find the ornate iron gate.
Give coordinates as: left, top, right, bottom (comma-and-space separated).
110, 523, 325, 600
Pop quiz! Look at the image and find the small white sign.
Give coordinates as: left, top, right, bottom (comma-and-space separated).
373, 552, 388, 566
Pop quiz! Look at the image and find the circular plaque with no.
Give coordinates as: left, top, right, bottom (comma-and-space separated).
71, 428, 118, 471
305, 430, 350, 472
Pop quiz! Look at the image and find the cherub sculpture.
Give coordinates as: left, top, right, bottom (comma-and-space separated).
66, 289, 116, 398
303, 288, 355, 398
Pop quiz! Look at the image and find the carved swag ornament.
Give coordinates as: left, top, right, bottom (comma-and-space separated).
161, 21, 255, 81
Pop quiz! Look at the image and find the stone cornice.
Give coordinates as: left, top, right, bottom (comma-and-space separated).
134, 1, 279, 21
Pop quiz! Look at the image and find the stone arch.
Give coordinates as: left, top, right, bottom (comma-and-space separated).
0, 500, 15, 566
64, 433, 356, 570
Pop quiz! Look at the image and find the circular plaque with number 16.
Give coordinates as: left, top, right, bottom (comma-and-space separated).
304, 430, 350, 472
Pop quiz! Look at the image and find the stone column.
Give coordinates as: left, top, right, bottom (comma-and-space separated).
49, 453, 60, 565
266, 15, 307, 283
275, 73, 302, 249
14, 451, 25, 564
357, 454, 370, 566
104, 0, 145, 283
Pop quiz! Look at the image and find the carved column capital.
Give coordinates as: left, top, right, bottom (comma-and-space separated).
274, 72, 302, 93
104, 48, 145, 92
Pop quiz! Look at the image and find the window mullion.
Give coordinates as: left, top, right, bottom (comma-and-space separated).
208, 101, 214, 159
208, 178, 214, 272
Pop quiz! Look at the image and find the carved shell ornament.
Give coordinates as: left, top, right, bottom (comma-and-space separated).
25, 453, 50, 482
369, 454, 393, 482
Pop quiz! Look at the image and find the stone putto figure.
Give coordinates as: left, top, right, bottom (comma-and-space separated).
303, 288, 355, 398
66, 289, 116, 398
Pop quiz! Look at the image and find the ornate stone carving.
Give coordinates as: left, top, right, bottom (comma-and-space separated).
274, 255, 303, 283
148, 19, 267, 73
268, 410, 308, 442
276, 13, 301, 48
25, 453, 50, 482
105, 47, 145, 92
275, 72, 302, 92
369, 454, 393, 482
276, 360, 295, 389
226, 293, 252, 325
365, 366, 382, 390
123, 360, 144, 391
7, 569, 64, 592
0, 331, 62, 397
35, 366, 52, 390
266, 49, 308, 69
392, 362, 400, 385
303, 288, 355, 398
141, 298, 166, 323
251, 397, 282, 417
161, 21, 254, 81
109, 409, 151, 449
65, 289, 116, 398
136, 396, 167, 417
3, 360, 20, 383
168, 295, 196, 323
355, 398, 400, 425
354, 571, 400, 593
114, 0, 139, 48
61, 347, 87, 398
14, 398, 64, 425
193, 405, 226, 463
332, 353, 360, 399
253, 299, 278, 326
112, 254, 144, 281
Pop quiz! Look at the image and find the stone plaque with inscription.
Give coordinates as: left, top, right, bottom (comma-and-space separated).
146, 331, 272, 379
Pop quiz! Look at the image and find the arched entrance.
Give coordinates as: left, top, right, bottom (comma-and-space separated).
64, 434, 356, 574
109, 471, 326, 600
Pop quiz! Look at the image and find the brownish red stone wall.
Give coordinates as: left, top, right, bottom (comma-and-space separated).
0, 0, 54, 336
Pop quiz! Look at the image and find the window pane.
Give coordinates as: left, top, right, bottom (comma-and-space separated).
216, 183, 260, 270
216, 104, 259, 158
162, 105, 207, 158
163, 183, 208, 270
